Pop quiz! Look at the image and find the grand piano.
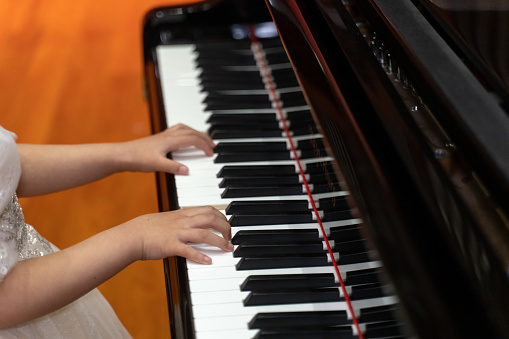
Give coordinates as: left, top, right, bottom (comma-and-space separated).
142, 0, 509, 338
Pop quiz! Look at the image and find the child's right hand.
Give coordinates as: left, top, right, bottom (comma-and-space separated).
126, 206, 233, 265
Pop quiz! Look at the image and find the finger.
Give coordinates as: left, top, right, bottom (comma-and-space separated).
188, 211, 231, 241
162, 159, 189, 175
175, 243, 213, 265
167, 134, 215, 156
182, 228, 234, 253
164, 125, 215, 154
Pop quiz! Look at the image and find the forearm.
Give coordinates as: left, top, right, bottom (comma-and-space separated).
0, 221, 140, 328
16, 143, 127, 197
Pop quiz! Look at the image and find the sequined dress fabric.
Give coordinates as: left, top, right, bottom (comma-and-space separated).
0, 126, 131, 338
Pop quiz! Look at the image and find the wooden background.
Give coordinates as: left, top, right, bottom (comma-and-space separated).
0, 0, 198, 337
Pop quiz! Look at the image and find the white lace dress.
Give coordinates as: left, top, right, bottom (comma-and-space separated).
0, 126, 131, 338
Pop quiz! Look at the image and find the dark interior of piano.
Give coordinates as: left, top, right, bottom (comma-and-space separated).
142, 0, 509, 338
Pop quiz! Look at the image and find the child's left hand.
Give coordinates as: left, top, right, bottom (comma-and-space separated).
119, 124, 214, 175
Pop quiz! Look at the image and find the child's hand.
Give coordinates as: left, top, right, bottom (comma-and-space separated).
128, 206, 232, 265
120, 124, 215, 175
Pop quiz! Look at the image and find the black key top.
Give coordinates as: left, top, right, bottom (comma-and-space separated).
225, 198, 347, 215
249, 306, 401, 329
207, 114, 280, 124
241, 273, 337, 291
215, 149, 328, 163
226, 200, 310, 214
220, 175, 299, 187
241, 270, 380, 292
206, 100, 273, 111
214, 151, 292, 163
243, 284, 384, 306
231, 229, 320, 245
200, 80, 265, 91
235, 252, 370, 270
228, 210, 352, 226
234, 243, 327, 257
214, 142, 287, 153
211, 128, 285, 139
254, 327, 357, 339
195, 55, 257, 67
243, 288, 342, 306
217, 165, 298, 177
203, 93, 271, 104
249, 310, 349, 329
329, 226, 363, 243
221, 185, 304, 198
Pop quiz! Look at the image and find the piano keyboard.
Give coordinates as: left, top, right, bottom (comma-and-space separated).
156, 34, 405, 339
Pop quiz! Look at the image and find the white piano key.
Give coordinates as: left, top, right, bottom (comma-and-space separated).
194, 315, 253, 332
156, 45, 208, 131
192, 296, 398, 318
187, 260, 382, 281
190, 289, 249, 305
189, 277, 245, 293
195, 328, 257, 339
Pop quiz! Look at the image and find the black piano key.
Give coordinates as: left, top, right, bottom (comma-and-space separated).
205, 100, 273, 111
200, 80, 265, 91
270, 68, 299, 81
265, 52, 292, 64
226, 200, 310, 214
248, 311, 349, 330
214, 141, 287, 153
203, 93, 271, 104
195, 55, 257, 67
217, 165, 298, 177
241, 270, 380, 292
254, 328, 356, 339
254, 322, 405, 339
225, 198, 347, 215
214, 151, 292, 163
249, 306, 401, 330
236, 255, 329, 270
199, 69, 261, 81
360, 305, 402, 323
233, 243, 327, 257
196, 57, 256, 66
207, 113, 280, 124
364, 321, 406, 338
215, 148, 328, 163
219, 171, 331, 187
317, 196, 350, 211
219, 175, 299, 187
207, 115, 316, 131
329, 238, 367, 254
235, 252, 370, 270
211, 128, 286, 139
222, 182, 343, 198
229, 213, 316, 226
195, 41, 252, 50
241, 273, 337, 291
229, 209, 352, 226
243, 288, 342, 306
244, 284, 384, 307
231, 229, 320, 245
221, 185, 304, 198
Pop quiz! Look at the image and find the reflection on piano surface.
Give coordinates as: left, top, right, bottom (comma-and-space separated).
142, 0, 509, 338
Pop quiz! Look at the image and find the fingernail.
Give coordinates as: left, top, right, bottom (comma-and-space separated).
178, 165, 189, 175
203, 256, 212, 264
227, 243, 234, 251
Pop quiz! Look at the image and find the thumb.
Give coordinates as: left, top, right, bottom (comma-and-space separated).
160, 158, 189, 175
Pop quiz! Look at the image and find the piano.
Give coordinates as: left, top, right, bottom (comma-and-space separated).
142, 0, 509, 338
